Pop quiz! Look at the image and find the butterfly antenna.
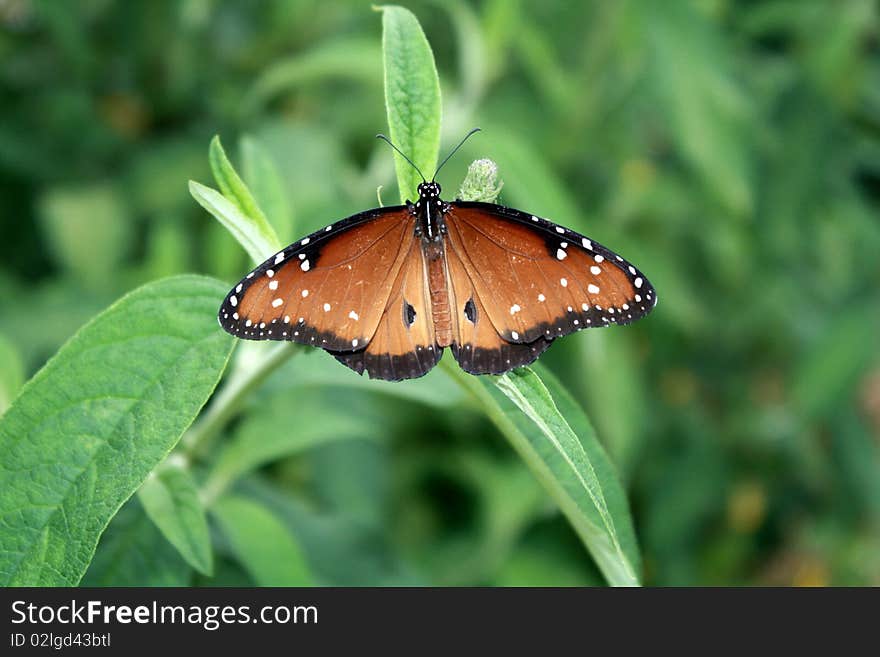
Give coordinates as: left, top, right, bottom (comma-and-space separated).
433, 127, 481, 181
376, 134, 426, 183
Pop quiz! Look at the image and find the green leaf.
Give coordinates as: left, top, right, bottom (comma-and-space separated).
81, 499, 192, 587
445, 363, 641, 586
212, 495, 313, 586
137, 458, 213, 575
493, 367, 641, 586
379, 5, 441, 202
0, 333, 24, 416
209, 136, 272, 231
195, 136, 282, 263
189, 180, 281, 265
240, 135, 295, 243
0, 275, 234, 586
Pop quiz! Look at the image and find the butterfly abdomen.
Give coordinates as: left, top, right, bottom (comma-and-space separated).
425, 241, 453, 347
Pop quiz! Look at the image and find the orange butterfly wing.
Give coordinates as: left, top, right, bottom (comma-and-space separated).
329, 238, 441, 381
444, 203, 656, 374
219, 207, 415, 353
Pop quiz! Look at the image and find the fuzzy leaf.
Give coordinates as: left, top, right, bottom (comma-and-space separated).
492, 367, 641, 585
138, 459, 213, 575
0, 275, 233, 586
189, 180, 281, 265
379, 5, 441, 202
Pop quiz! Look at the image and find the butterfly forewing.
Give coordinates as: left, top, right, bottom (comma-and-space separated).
444, 202, 657, 344
218, 207, 414, 352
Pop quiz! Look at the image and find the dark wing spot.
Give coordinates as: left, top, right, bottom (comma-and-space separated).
403, 300, 417, 328
464, 297, 477, 324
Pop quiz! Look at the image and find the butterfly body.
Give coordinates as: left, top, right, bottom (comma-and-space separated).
219, 181, 656, 381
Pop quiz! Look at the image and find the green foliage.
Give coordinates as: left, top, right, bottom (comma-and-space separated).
138, 459, 213, 575
0, 276, 233, 585
1, 0, 879, 587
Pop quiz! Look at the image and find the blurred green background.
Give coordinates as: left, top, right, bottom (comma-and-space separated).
2, 0, 879, 586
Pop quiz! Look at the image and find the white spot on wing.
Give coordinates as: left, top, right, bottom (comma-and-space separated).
588, 284, 600, 294
352, 339, 359, 347
511, 331, 519, 340
538, 294, 546, 302
272, 298, 283, 308
275, 252, 285, 264
301, 237, 310, 245
594, 255, 604, 263
229, 295, 237, 307
590, 265, 601, 275
560, 278, 568, 287
266, 269, 275, 277
323, 303, 331, 312
302, 289, 309, 297
268, 280, 278, 290
555, 226, 565, 234
235, 283, 243, 293
510, 304, 521, 315
556, 248, 567, 260
635, 277, 643, 288
349, 310, 359, 321
300, 260, 310, 271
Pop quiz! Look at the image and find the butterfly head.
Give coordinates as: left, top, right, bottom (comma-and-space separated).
417, 181, 442, 200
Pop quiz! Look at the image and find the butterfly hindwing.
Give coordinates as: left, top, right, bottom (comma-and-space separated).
444, 202, 657, 346
330, 238, 441, 381
218, 207, 414, 352
445, 241, 551, 374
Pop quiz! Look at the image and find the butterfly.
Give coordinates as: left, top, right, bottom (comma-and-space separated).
218, 130, 657, 381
